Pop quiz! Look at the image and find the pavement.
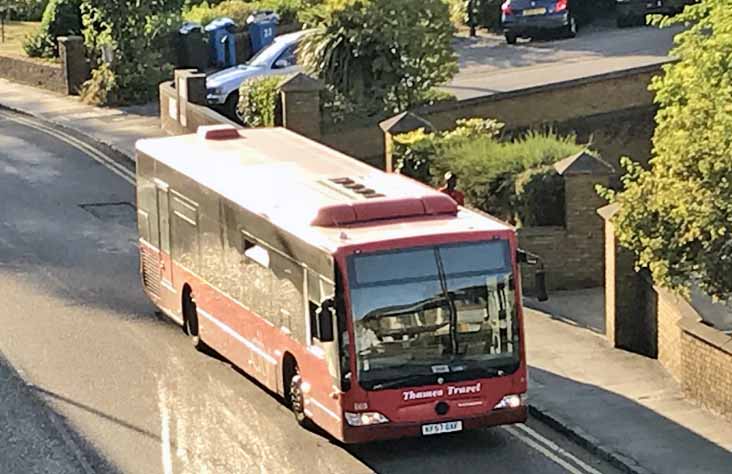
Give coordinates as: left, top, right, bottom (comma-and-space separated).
0, 78, 163, 158
447, 21, 680, 100
2, 71, 732, 473
525, 290, 732, 474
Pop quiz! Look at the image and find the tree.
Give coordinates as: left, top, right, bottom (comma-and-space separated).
79, 0, 183, 105
606, 1, 732, 298
299, 0, 458, 115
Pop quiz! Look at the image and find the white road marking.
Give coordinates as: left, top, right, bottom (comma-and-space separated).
516, 423, 605, 474
0, 111, 136, 184
158, 381, 174, 474
504, 425, 588, 474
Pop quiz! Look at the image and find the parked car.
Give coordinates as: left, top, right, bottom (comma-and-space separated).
616, 0, 695, 27
500, 0, 579, 45
206, 30, 309, 119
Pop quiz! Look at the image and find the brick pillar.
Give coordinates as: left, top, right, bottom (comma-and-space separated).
174, 69, 206, 131
599, 203, 657, 356
279, 73, 323, 139
554, 151, 614, 288
58, 36, 89, 95
378, 111, 435, 172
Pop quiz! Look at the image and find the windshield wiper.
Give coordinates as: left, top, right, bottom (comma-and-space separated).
434, 248, 459, 355
370, 373, 437, 390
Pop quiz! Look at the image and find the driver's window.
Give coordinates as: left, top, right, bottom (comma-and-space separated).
272, 44, 296, 69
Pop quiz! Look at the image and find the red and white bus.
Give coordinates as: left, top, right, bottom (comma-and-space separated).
134, 125, 545, 443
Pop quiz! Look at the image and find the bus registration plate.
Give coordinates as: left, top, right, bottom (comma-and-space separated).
421, 421, 463, 436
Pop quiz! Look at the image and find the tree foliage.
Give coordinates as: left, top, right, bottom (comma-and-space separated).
299, 0, 458, 115
22, 0, 81, 57
605, 0, 732, 298
79, 0, 183, 105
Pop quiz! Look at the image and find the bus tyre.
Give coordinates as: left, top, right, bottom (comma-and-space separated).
289, 371, 311, 428
183, 290, 206, 351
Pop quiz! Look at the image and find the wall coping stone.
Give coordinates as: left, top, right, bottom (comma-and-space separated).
679, 317, 732, 356
379, 111, 435, 134
597, 202, 620, 221
555, 150, 615, 176
279, 73, 323, 92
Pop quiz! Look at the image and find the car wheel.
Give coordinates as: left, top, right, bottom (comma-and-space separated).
565, 14, 577, 38
505, 33, 518, 45
222, 91, 241, 123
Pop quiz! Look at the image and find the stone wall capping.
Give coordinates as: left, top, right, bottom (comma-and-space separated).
555, 150, 615, 176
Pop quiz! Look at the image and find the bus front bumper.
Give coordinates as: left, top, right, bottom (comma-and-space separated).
341, 406, 527, 444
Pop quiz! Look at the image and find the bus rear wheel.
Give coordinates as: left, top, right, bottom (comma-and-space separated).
182, 288, 206, 351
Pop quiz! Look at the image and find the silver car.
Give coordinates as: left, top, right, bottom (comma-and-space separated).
206, 30, 309, 117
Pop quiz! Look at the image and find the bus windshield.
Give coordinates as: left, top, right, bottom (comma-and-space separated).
347, 240, 520, 390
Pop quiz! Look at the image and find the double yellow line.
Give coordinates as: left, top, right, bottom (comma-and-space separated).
0, 109, 136, 185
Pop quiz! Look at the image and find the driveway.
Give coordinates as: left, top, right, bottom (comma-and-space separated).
446, 20, 681, 100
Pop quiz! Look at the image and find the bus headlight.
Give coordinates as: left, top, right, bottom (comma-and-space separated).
345, 411, 390, 426
494, 394, 526, 410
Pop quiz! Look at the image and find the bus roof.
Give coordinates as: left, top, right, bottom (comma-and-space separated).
135, 126, 513, 252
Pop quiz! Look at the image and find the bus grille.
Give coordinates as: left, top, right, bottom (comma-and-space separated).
140, 247, 161, 297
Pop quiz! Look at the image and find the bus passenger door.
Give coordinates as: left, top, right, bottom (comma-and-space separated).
306, 274, 342, 432
155, 179, 174, 290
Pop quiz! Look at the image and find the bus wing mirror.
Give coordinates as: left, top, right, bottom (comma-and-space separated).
516, 249, 537, 265
318, 299, 335, 342
517, 249, 549, 302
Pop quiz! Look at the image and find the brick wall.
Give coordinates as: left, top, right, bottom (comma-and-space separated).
655, 286, 685, 381
0, 55, 65, 93
415, 62, 667, 133
680, 324, 732, 420
321, 124, 385, 169
605, 226, 732, 419
517, 226, 567, 293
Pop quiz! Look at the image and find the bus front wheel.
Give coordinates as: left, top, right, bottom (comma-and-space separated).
289, 368, 311, 428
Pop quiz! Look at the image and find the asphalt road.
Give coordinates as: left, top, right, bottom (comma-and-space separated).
0, 109, 623, 474
447, 21, 680, 100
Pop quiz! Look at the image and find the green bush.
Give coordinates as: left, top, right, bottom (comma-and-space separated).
9, 0, 49, 21
256, 0, 305, 25
22, 0, 81, 57
79, 61, 117, 105
80, 0, 183, 105
514, 165, 565, 227
182, 0, 256, 26
237, 75, 282, 127
300, 0, 458, 116
182, 0, 309, 28
394, 119, 584, 225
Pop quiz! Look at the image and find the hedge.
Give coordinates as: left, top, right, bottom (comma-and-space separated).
394, 119, 585, 226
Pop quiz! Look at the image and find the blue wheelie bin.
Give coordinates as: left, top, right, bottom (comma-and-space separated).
205, 17, 237, 68
247, 11, 279, 55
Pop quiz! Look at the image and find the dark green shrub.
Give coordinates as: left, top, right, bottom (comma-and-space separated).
514, 165, 565, 227
237, 75, 283, 127
22, 0, 81, 57
11, 0, 49, 21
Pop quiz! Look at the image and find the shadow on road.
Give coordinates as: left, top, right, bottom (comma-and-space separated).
0, 352, 123, 474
